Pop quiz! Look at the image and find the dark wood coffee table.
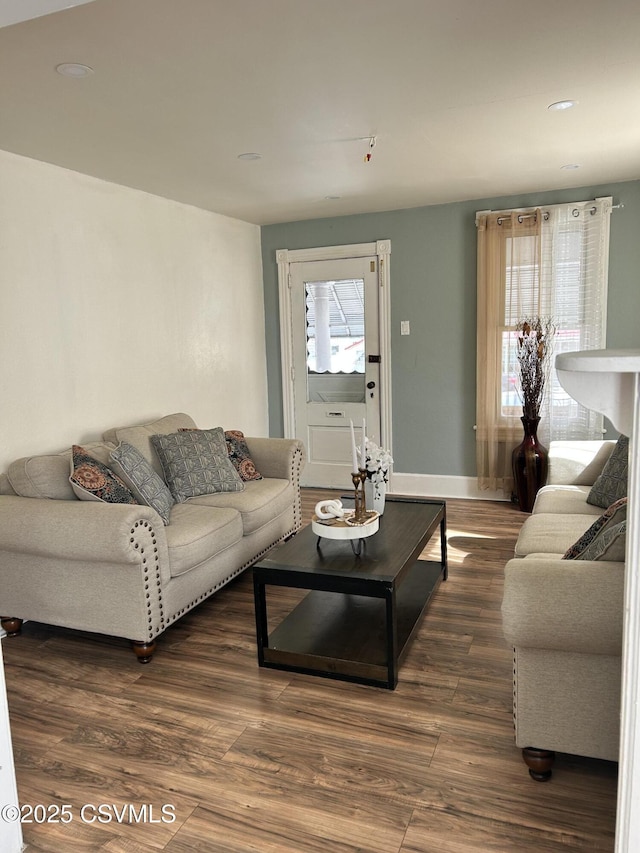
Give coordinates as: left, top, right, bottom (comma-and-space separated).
252, 496, 447, 689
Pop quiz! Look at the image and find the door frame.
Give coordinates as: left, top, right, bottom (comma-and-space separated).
277, 240, 392, 477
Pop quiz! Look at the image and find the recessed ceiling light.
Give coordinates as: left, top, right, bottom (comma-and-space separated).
324, 195, 341, 200
548, 100, 577, 111
56, 63, 94, 78
561, 164, 581, 170
237, 152, 262, 161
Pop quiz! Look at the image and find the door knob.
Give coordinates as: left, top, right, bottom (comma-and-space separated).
366, 381, 376, 389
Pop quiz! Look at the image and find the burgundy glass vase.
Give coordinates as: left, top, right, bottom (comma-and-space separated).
511, 416, 548, 513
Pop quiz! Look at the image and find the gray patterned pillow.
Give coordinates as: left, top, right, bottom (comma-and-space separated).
150, 427, 244, 503
578, 520, 626, 562
110, 442, 175, 525
562, 497, 627, 559
587, 435, 629, 508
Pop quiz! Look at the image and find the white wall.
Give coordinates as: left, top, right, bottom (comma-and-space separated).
0, 150, 268, 470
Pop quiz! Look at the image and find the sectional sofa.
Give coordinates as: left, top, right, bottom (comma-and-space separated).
0, 413, 305, 662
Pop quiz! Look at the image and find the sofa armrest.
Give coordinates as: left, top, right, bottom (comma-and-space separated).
0, 495, 168, 569
0, 472, 15, 495
0, 495, 170, 643
244, 437, 305, 484
547, 440, 615, 486
244, 437, 305, 531
502, 556, 624, 656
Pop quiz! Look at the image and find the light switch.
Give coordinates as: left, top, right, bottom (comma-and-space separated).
401, 320, 410, 335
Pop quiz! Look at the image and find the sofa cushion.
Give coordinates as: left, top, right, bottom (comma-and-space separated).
109, 442, 174, 525
515, 513, 603, 557
103, 413, 198, 477
548, 440, 615, 486
188, 477, 294, 535
562, 498, 627, 560
8, 442, 115, 500
165, 504, 243, 577
587, 435, 629, 508
69, 445, 138, 505
151, 428, 244, 503
533, 485, 602, 516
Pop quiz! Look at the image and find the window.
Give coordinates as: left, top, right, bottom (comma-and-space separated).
501, 230, 539, 417
476, 198, 612, 493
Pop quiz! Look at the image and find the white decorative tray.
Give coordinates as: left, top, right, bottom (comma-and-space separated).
311, 511, 379, 540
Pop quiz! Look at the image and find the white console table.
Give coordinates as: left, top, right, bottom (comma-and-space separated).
556, 349, 640, 853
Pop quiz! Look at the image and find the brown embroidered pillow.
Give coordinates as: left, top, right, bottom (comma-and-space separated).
69, 445, 138, 505
224, 430, 262, 481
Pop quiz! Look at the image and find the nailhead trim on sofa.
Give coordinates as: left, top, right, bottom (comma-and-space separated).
130, 518, 165, 642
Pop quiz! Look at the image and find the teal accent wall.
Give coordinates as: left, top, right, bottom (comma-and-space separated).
261, 180, 640, 478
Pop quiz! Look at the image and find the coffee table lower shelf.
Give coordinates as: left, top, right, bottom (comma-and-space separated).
255, 559, 443, 689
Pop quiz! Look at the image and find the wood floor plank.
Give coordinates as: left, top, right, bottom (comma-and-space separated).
4, 491, 616, 852
163, 781, 412, 853
399, 805, 614, 853
102, 840, 167, 853
222, 717, 439, 805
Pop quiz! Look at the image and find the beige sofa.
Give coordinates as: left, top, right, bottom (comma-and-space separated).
0, 413, 305, 663
502, 439, 625, 780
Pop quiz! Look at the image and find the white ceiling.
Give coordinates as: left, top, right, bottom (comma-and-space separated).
1, 0, 639, 226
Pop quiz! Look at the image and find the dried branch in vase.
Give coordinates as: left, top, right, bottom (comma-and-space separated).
515, 317, 556, 420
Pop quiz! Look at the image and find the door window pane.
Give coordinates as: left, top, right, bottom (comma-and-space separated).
305, 278, 365, 373
305, 278, 365, 404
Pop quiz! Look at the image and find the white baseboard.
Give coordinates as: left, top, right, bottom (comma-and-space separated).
389, 472, 508, 502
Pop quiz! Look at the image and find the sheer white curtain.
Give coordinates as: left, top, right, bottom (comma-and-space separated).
538, 198, 611, 443
476, 197, 612, 494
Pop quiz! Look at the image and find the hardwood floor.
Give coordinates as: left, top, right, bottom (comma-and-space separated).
2, 491, 617, 852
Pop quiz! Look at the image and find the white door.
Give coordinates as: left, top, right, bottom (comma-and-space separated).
290, 256, 381, 487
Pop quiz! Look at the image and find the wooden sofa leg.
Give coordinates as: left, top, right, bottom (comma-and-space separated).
1, 617, 23, 637
522, 747, 555, 781
131, 640, 156, 664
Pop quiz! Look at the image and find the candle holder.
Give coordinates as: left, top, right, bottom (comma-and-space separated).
352, 468, 374, 524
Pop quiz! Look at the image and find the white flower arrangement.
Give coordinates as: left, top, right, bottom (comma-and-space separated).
359, 438, 393, 499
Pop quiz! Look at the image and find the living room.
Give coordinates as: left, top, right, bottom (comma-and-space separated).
0, 1, 639, 851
